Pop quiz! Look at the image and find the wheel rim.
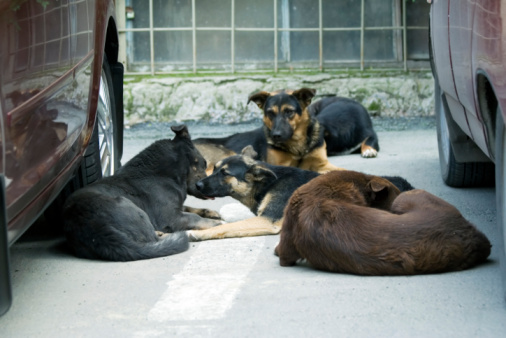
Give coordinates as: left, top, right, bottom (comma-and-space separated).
97, 68, 115, 177
438, 100, 451, 165
501, 124, 506, 255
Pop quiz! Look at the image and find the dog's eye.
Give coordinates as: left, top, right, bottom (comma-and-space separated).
266, 109, 275, 119
285, 110, 295, 118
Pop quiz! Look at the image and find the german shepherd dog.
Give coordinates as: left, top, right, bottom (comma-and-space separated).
308, 96, 379, 157
195, 88, 376, 174
276, 171, 491, 275
188, 146, 412, 241
62, 125, 221, 261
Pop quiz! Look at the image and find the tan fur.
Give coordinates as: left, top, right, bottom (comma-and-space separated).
195, 143, 236, 175
267, 143, 343, 172
187, 216, 282, 241
254, 88, 343, 174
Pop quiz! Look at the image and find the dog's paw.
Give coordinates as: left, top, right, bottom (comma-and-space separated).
155, 231, 169, 238
186, 230, 200, 242
202, 209, 221, 220
361, 147, 378, 158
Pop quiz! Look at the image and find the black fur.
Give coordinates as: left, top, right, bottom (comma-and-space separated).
196, 148, 413, 222
309, 96, 379, 155
62, 125, 220, 261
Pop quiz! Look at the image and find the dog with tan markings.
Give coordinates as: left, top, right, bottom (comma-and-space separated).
194, 88, 355, 174
188, 147, 413, 242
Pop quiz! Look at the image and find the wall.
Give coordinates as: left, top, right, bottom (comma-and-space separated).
123, 72, 434, 126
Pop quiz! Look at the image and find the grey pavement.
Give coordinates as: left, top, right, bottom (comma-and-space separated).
0, 126, 505, 337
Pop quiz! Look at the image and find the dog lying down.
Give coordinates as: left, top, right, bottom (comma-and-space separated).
62, 125, 221, 261
275, 171, 492, 275
188, 146, 413, 241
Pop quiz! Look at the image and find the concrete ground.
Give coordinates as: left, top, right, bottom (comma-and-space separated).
0, 125, 505, 337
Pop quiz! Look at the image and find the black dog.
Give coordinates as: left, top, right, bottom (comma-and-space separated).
62, 125, 221, 261
308, 96, 379, 157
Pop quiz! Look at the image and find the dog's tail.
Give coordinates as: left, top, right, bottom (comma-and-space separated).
129, 232, 190, 261
67, 230, 189, 262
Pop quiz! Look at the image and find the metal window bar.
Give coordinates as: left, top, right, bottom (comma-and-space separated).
117, 0, 427, 75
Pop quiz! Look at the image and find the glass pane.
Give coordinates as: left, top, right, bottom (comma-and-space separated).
131, 0, 150, 28
323, 31, 360, 61
322, 0, 361, 28
153, 0, 192, 28
364, 30, 397, 60
406, 0, 431, 27
195, 0, 231, 27
154, 31, 193, 62
130, 31, 150, 62
235, 31, 274, 62
196, 31, 231, 63
364, 0, 395, 27
277, 0, 318, 29
235, 0, 273, 28
278, 31, 318, 62
407, 29, 429, 59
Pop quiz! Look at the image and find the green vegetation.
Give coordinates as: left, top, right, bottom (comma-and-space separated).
124, 69, 432, 83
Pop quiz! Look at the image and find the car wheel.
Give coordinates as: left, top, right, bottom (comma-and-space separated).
495, 109, 506, 301
82, 55, 120, 184
435, 77, 494, 187
44, 55, 121, 222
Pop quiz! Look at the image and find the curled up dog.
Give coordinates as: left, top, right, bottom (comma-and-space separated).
275, 171, 491, 275
62, 125, 221, 261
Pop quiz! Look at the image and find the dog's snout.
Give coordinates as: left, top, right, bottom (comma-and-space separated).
195, 181, 204, 191
271, 131, 282, 141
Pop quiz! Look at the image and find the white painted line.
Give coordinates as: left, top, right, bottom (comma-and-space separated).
148, 237, 264, 322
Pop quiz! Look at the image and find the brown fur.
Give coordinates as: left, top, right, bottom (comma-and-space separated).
275, 171, 492, 275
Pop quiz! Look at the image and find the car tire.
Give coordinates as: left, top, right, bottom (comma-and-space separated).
495, 109, 506, 301
435, 77, 494, 187
44, 55, 122, 223
83, 54, 120, 183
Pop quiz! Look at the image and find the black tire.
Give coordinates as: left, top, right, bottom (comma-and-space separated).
95, 54, 121, 178
435, 77, 494, 187
495, 109, 506, 302
44, 55, 122, 222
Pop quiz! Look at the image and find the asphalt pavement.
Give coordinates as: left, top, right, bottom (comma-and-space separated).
1, 120, 505, 337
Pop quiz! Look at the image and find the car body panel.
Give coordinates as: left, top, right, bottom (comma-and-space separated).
431, 0, 506, 158
0, 0, 117, 244
431, 0, 506, 301
431, 0, 474, 138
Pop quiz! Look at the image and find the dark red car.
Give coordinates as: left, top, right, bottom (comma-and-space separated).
430, 0, 506, 299
0, 0, 124, 314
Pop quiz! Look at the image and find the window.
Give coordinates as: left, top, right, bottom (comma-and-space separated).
117, 0, 430, 74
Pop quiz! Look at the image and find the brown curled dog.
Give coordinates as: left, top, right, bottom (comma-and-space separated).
275, 171, 491, 275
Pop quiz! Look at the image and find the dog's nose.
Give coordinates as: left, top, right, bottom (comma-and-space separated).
195, 181, 204, 191
271, 132, 282, 141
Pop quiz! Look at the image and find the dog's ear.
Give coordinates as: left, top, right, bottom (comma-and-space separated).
171, 124, 191, 140
247, 164, 277, 182
248, 91, 270, 110
292, 88, 316, 107
241, 145, 258, 159
366, 177, 399, 209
